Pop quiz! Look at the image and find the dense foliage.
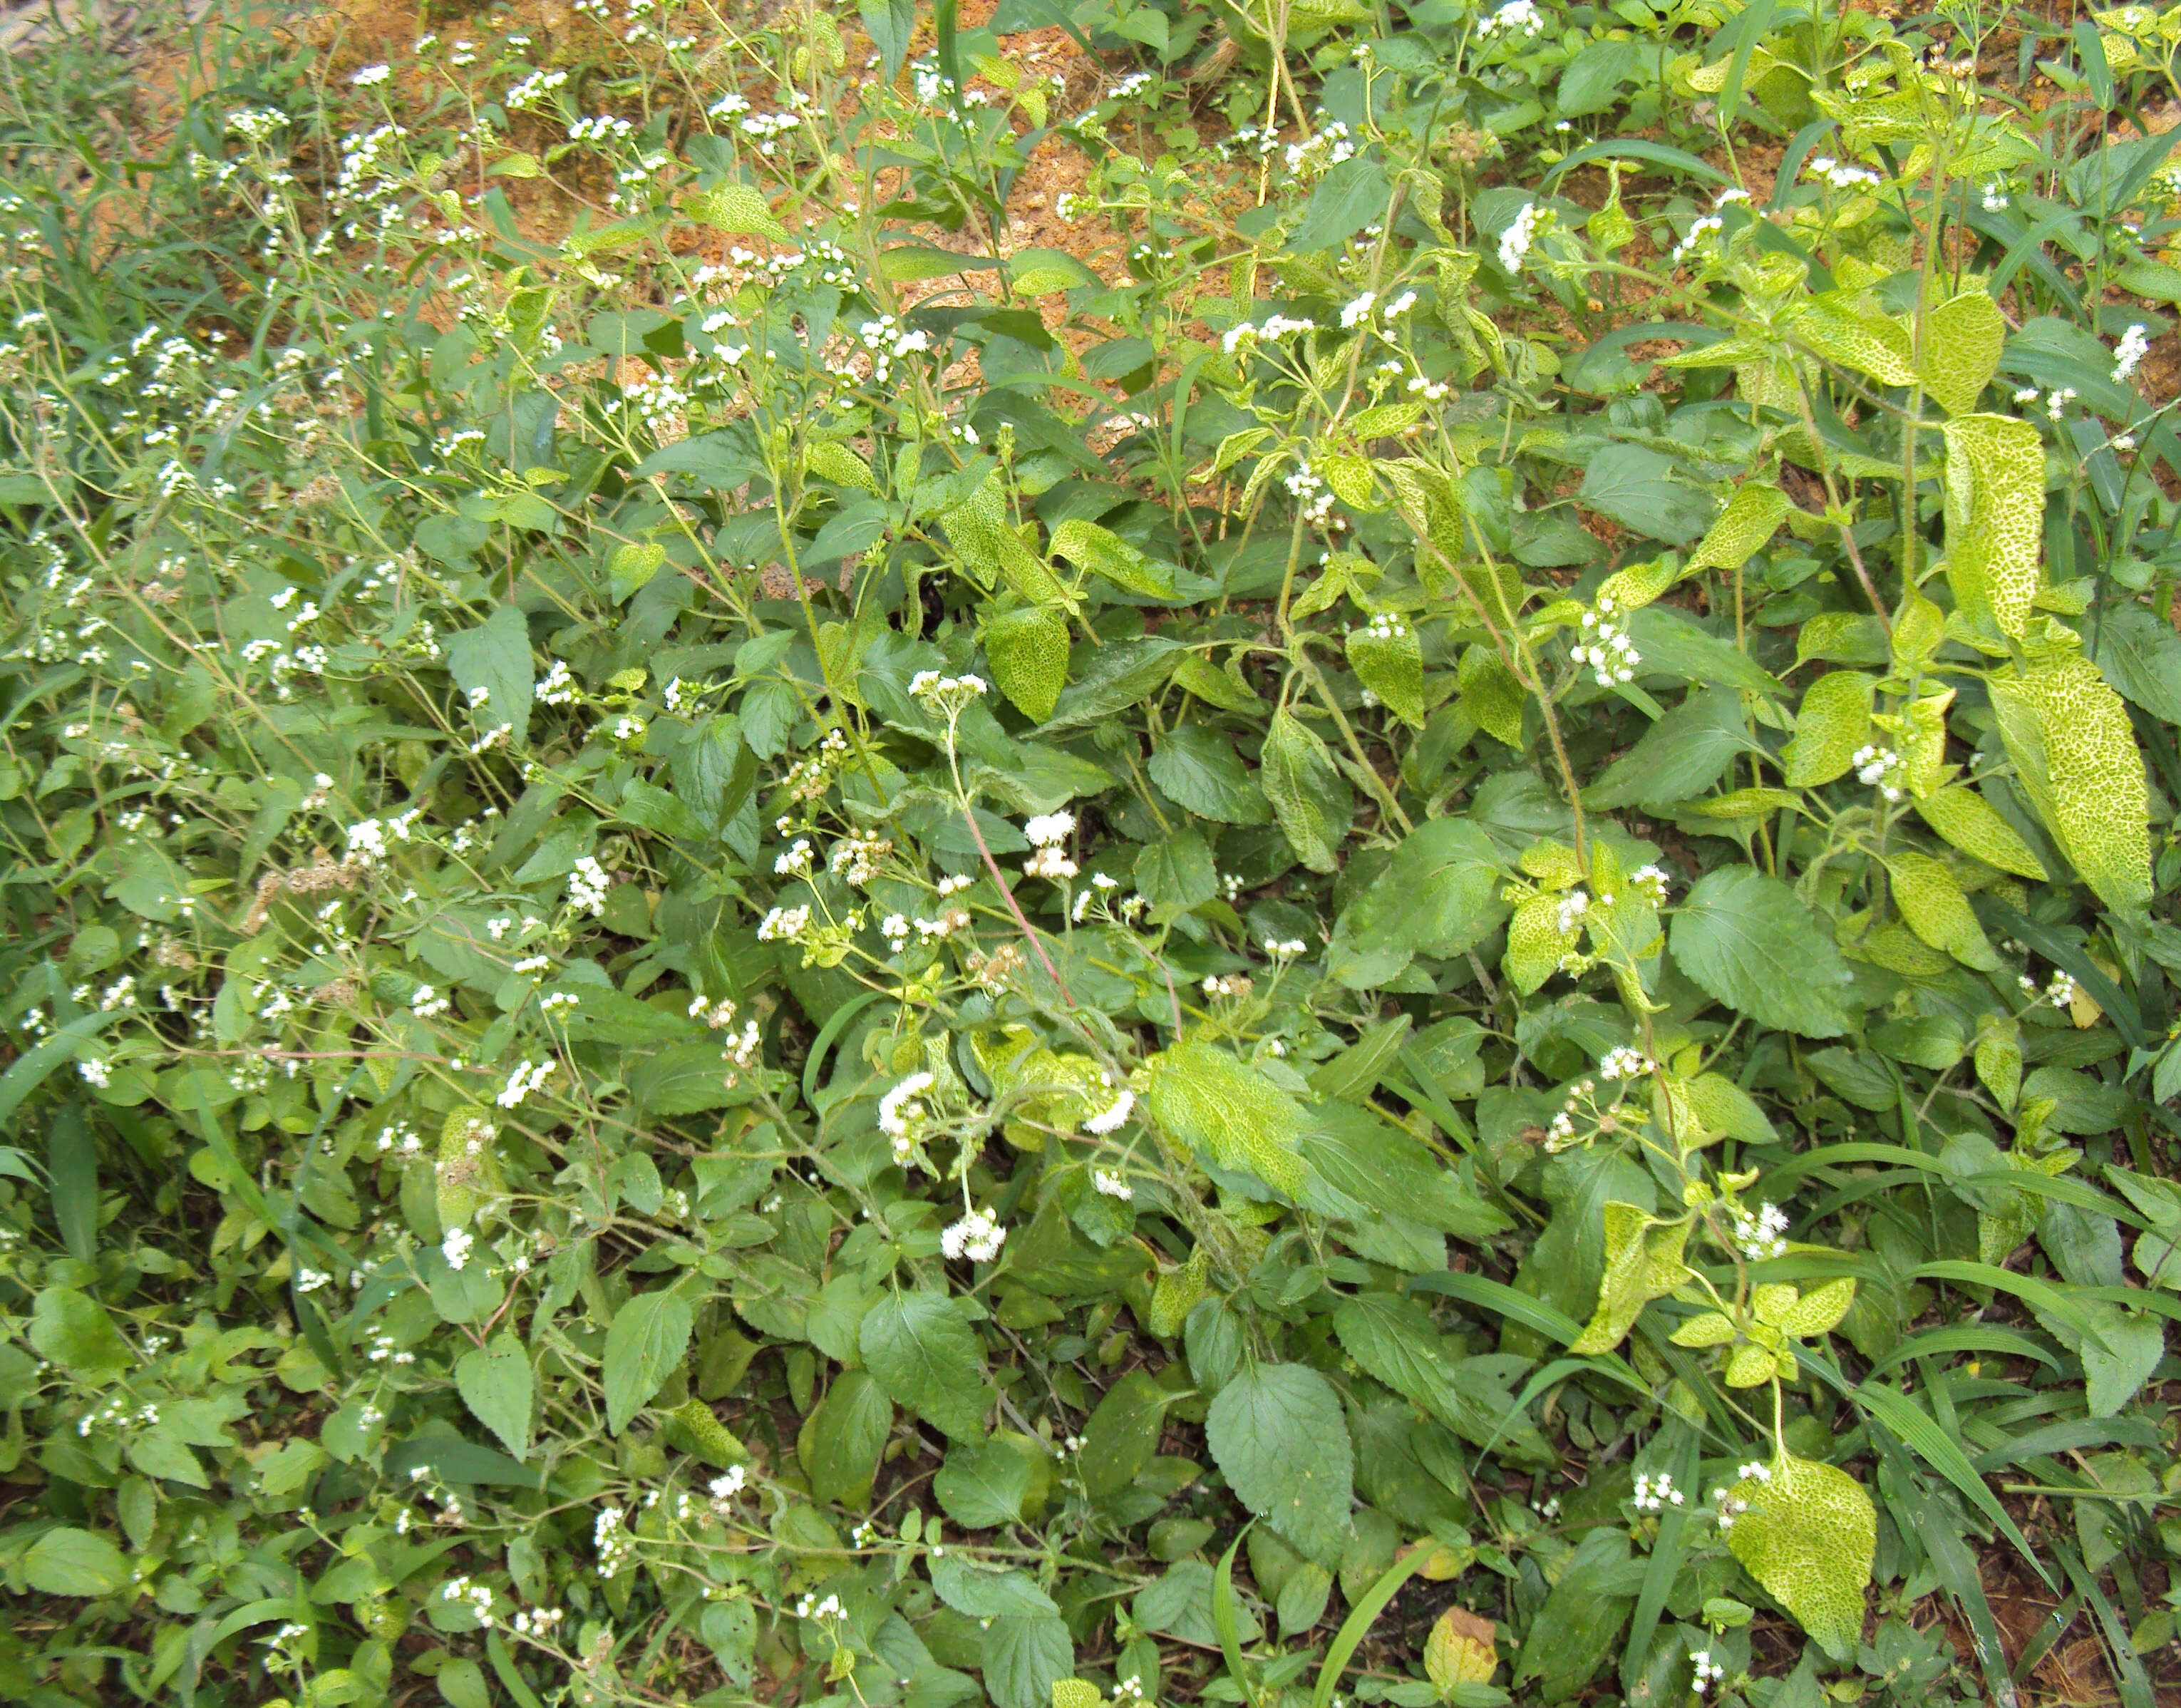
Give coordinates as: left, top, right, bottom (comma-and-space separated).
1, 0, 2179, 1704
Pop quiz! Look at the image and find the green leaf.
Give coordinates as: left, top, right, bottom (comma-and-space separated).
1259, 709, 1352, 875
1135, 830, 1217, 911
1077, 1369, 1168, 1500
602, 1287, 695, 1435
1138, 1039, 1310, 1200
1512, 1528, 1637, 1696
1297, 1102, 1510, 1244
936, 1431, 1046, 1526
1043, 637, 1180, 731
860, 1287, 989, 1441
1289, 155, 1392, 252
1147, 726, 1267, 823
981, 1615, 1075, 1708
1726, 1456, 1875, 1660
456, 1332, 534, 1461
1457, 644, 1527, 746
1883, 852, 2000, 969
1921, 289, 2006, 417
1942, 416, 2045, 637
1328, 818, 1507, 988
445, 602, 534, 747
1783, 669, 1875, 787
1586, 686, 1753, 809
1670, 867, 1857, 1036
608, 541, 666, 602
1989, 647, 2153, 915
798, 1367, 894, 1505
23, 1527, 129, 1598
982, 605, 1070, 723
1345, 617, 1425, 728
1331, 1290, 1550, 1466
1204, 1363, 1354, 1565
1577, 445, 1716, 545
30, 1285, 133, 1372
2090, 597, 2181, 724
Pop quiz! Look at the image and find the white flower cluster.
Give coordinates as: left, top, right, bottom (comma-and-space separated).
2021, 969, 2078, 1007
1339, 290, 1376, 329
758, 904, 810, 942
1283, 460, 1337, 525
1851, 744, 1905, 802
1071, 870, 1123, 921
942, 1208, 1007, 1262
1220, 312, 1317, 356
411, 984, 450, 1019
1572, 597, 1640, 686
1732, 1200, 1790, 1260
1554, 890, 1590, 935
1264, 937, 1309, 958
594, 1506, 634, 1578
1806, 155, 1880, 189
1360, 610, 1408, 643
879, 1071, 935, 1165
505, 66, 569, 112
1629, 863, 1671, 905
795, 1592, 845, 1621
774, 838, 814, 878
569, 855, 611, 915
1285, 120, 1356, 176
1478, 0, 1543, 36
509, 1605, 564, 1638
1085, 1086, 1135, 1135
441, 1575, 495, 1621
78, 1395, 160, 1438
1690, 1648, 1726, 1692
709, 1466, 748, 1510
2113, 322, 2151, 382
1598, 1046, 1652, 1081
855, 314, 933, 385
909, 670, 989, 716
1631, 1470, 1683, 1511
1093, 1168, 1134, 1200
830, 834, 890, 885
442, 1227, 475, 1271
497, 1058, 552, 1108
1499, 201, 1542, 273
1024, 811, 1077, 881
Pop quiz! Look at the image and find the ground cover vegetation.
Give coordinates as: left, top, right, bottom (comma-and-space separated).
0, 0, 2179, 1702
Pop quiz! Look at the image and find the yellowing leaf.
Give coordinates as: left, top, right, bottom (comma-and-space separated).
1346, 616, 1425, 729
1424, 1606, 1499, 1690
1920, 289, 2005, 418
981, 606, 1070, 724
1914, 785, 2047, 879
1727, 1456, 1875, 1659
1458, 645, 1527, 748
1503, 892, 1575, 995
682, 185, 788, 241
1793, 292, 1917, 386
1687, 482, 1788, 573
1942, 415, 2044, 637
1989, 647, 2153, 916
1783, 670, 1875, 786
1138, 1040, 1309, 1199
1883, 852, 1999, 970
1569, 1203, 1692, 1354
1776, 1277, 1855, 1336
805, 439, 877, 493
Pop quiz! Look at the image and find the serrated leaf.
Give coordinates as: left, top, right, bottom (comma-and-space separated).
806, 439, 878, 493
1989, 647, 2153, 915
1726, 1456, 1875, 1659
1259, 709, 1351, 874
1669, 867, 1857, 1036
602, 1287, 694, 1435
23, 1527, 128, 1598
1883, 852, 1999, 969
1329, 818, 1507, 989
1204, 1363, 1354, 1565
982, 605, 1069, 723
455, 1332, 533, 1461
1942, 415, 2044, 637
1147, 725, 1267, 824
1921, 289, 2006, 417
860, 1288, 989, 1442
1138, 1040, 1309, 1199
1458, 645, 1527, 747
1783, 670, 1875, 787
1914, 785, 2047, 879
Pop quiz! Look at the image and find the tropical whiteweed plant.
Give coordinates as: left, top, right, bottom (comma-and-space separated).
0, 1, 2177, 1707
